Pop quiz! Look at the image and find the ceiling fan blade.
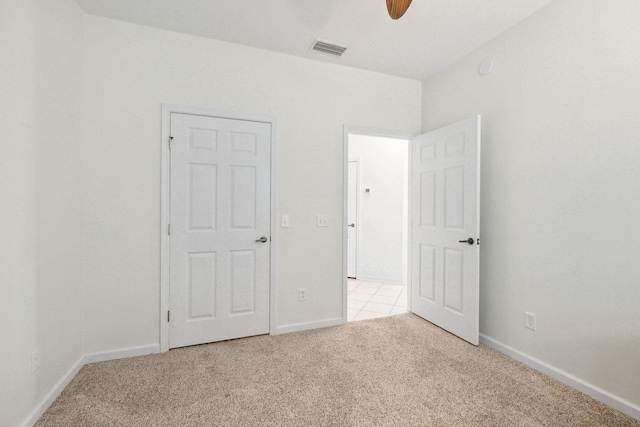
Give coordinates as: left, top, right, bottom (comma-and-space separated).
386, 0, 413, 20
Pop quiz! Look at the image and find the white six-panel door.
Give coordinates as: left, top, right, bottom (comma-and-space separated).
169, 113, 271, 349
411, 116, 480, 345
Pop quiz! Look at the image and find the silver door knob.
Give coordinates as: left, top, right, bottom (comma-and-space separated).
255, 236, 268, 243
348, 223, 355, 228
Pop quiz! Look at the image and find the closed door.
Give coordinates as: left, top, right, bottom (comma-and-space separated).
411, 116, 480, 345
169, 113, 271, 349
347, 161, 359, 278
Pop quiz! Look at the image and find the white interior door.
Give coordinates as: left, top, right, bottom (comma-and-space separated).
347, 160, 358, 278
411, 116, 480, 345
169, 113, 271, 349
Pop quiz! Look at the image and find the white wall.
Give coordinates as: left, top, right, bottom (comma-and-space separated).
3, 0, 638, 423
0, 0, 85, 425
349, 135, 408, 284
82, 15, 422, 352
422, 0, 640, 408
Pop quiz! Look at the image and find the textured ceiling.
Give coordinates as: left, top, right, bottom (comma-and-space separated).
75, 0, 554, 80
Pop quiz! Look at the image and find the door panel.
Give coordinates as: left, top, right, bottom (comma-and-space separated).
230, 250, 256, 314
189, 164, 217, 230
419, 244, 436, 301
188, 252, 216, 319
169, 113, 271, 349
411, 116, 480, 345
230, 166, 257, 229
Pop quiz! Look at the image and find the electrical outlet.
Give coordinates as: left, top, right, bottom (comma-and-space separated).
31, 348, 41, 373
299, 288, 307, 301
281, 215, 290, 228
317, 215, 328, 227
525, 312, 537, 331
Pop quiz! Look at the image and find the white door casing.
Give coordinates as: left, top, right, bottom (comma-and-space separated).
347, 160, 359, 278
410, 116, 480, 345
168, 112, 272, 349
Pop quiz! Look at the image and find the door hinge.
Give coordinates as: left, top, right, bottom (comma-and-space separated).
168, 224, 171, 235
167, 311, 170, 322
169, 136, 174, 149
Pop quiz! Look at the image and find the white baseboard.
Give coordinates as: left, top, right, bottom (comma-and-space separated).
480, 334, 640, 421
23, 344, 161, 427
32, 336, 639, 423
83, 344, 160, 365
272, 317, 345, 335
22, 356, 85, 427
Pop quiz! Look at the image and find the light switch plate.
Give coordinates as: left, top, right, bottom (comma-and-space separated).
317, 215, 328, 227
281, 215, 289, 228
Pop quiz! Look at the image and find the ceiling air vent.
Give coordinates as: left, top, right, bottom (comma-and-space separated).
312, 40, 347, 57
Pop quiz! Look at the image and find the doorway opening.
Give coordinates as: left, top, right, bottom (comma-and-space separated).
345, 131, 410, 322
344, 117, 481, 343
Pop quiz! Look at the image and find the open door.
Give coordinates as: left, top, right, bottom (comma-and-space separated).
411, 116, 480, 345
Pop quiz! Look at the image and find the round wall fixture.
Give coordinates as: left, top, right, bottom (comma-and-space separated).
479, 59, 493, 75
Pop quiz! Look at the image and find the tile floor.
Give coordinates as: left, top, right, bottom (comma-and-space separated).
348, 278, 408, 322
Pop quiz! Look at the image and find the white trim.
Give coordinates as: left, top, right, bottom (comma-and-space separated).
474, 115, 482, 341
22, 344, 162, 427
347, 158, 360, 280
345, 125, 414, 140
342, 128, 349, 322
406, 137, 413, 312
272, 317, 345, 335
160, 105, 171, 352
160, 104, 277, 352
83, 344, 160, 365
22, 356, 84, 427
480, 334, 640, 421
268, 119, 278, 344
23, 337, 639, 426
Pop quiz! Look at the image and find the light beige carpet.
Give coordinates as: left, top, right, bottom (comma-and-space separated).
36, 314, 638, 426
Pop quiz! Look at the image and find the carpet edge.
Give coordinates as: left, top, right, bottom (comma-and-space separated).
480, 333, 640, 421
22, 356, 84, 427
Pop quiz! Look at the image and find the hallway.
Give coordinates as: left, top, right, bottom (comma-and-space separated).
347, 279, 407, 322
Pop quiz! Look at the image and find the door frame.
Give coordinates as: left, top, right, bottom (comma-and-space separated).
342, 126, 413, 321
160, 105, 277, 352
347, 158, 360, 279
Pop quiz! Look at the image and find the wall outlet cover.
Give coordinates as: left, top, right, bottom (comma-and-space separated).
317, 215, 328, 227
525, 312, 537, 331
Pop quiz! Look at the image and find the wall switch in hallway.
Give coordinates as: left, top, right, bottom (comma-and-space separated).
281, 215, 289, 227
317, 215, 328, 227
299, 288, 307, 301
525, 312, 537, 330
